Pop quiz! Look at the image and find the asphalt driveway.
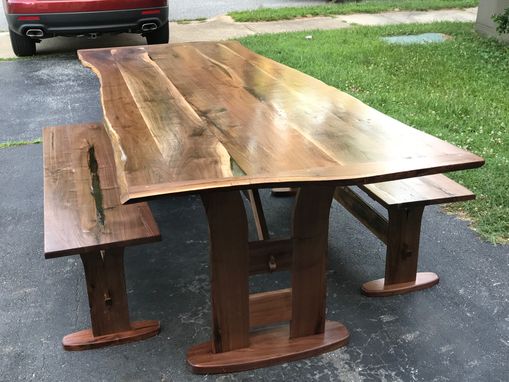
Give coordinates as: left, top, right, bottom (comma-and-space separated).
0, 3, 508, 382
0, 57, 101, 142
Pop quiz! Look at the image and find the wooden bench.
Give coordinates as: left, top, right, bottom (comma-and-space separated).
43, 123, 162, 350
334, 174, 475, 296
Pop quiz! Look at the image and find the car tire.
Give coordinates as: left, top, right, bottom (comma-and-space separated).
145, 22, 169, 45
9, 29, 36, 57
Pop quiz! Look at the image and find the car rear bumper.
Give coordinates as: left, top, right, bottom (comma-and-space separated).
7, 6, 169, 37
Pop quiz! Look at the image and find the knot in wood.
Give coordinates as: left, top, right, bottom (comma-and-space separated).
268, 256, 277, 272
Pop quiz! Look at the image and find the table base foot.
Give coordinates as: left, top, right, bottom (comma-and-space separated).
187, 320, 349, 374
361, 272, 439, 297
62, 320, 160, 351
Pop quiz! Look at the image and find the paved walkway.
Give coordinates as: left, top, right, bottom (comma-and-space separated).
0, 7, 477, 58
171, 7, 477, 42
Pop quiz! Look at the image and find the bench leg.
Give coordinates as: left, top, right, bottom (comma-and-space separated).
362, 206, 439, 297
62, 248, 160, 350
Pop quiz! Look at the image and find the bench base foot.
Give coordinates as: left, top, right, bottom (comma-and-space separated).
187, 320, 349, 374
361, 272, 439, 297
62, 320, 160, 351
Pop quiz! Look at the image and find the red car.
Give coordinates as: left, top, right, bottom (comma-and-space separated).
3, 0, 169, 56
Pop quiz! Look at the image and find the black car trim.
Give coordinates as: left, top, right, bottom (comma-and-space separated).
7, 6, 168, 37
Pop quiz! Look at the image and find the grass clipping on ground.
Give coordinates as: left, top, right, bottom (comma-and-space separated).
230, 0, 478, 22
240, 22, 508, 243
0, 138, 41, 149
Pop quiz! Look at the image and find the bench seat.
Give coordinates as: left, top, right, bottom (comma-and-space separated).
360, 175, 475, 208
334, 174, 475, 296
43, 122, 161, 350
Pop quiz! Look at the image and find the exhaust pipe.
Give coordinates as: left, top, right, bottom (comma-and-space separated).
26, 29, 44, 38
141, 23, 158, 32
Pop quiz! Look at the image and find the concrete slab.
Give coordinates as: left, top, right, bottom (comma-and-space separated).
337, 7, 477, 26
171, 16, 256, 43
382, 33, 450, 45
0, 144, 507, 381
245, 16, 350, 34
0, 31, 11, 58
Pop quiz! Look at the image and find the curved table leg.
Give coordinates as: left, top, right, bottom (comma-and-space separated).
188, 187, 349, 374
291, 186, 333, 337
362, 206, 439, 297
201, 190, 251, 353
63, 248, 160, 350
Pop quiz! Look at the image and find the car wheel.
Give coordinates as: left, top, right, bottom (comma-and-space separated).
9, 29, 36, 57
145, 23, 169, 45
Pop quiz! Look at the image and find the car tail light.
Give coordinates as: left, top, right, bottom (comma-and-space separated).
18, 16, 41, 21
141, 10, 161, 15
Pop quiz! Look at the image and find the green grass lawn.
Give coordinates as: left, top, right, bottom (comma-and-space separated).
0, 138, 41, 149
230, 0, 478, 22
239, 22, 508, 243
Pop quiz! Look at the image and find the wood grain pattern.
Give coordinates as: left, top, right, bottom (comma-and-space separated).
80, 249, 130, 336
385, 206, 425, 285
334, 175, 472, 296
248, 239, 292, 275
249, 289, 292, 328
290, 185, 334, 338
334, 186, 388, 244
78, 42, 484, 203
187, 320, 349, 374
334, 174, 475, 245
201, 190, 250, 353
362, 272, 439, 297
74, 42, 483, 369
361, 174, 476, 208
43, 123, 161, 258
44, 123, 162, 350
62, 320, 160, 351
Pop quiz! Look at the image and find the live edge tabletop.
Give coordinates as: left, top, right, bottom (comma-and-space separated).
78, 41, 483, 204
78, 41, 483, 374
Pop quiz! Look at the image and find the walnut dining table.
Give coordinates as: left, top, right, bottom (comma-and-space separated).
78, 41, 484, 374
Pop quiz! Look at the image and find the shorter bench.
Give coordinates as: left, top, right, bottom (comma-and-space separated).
43, 123, 162, 350
334, 174, 475, 296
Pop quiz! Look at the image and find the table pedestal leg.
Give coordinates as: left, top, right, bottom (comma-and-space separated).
362, 206, 439, 296
291, 186, 332, 337
62, 248, 160, 350
187, 187, 349, 374
201, 190, 251, 353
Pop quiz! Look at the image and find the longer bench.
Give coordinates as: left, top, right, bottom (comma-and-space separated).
334, 174, 475, 296
43, 123, 161, 350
